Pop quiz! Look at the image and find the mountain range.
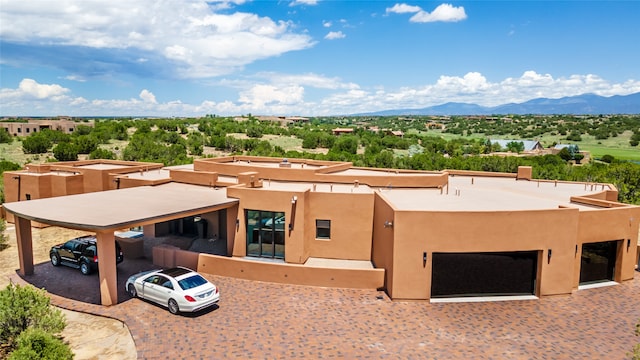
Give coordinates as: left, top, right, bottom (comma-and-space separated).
356, 92, 640, 116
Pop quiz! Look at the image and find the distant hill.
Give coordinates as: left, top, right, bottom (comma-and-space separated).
355, 92, 640, 116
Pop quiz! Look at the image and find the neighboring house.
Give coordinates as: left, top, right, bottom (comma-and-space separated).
3, 156, 638, 306
332, 128, 354, 135
0, 117, 93, 136
490, 139, 544, 152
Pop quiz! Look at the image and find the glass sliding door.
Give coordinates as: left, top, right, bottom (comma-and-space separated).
246, 210, 285, 259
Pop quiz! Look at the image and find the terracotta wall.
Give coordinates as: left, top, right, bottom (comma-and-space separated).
574, 206, 640, 285
196, 156, 447, 188
228, 186, 307, 263
305, 191, 374, 261
169, 169, 219, 187
227, 186, 375, 264
390, 208, 579, 300
371, 192, 396, 293
198, 253, 385, 289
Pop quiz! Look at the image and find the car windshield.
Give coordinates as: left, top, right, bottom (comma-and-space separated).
177, 274, 208, 290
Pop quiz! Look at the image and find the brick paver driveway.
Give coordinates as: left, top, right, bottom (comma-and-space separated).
21, 264, 640, 360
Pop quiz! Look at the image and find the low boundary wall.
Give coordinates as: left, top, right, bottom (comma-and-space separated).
197, 253, 385, 290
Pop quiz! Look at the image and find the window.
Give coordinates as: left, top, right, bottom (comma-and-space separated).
316, 219, 331, 239
26, 128, 30, 133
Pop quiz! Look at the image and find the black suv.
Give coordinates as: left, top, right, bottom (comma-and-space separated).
50, 235, 124, 275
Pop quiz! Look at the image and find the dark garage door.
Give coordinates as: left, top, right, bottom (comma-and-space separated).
431, 251, 538, 298
580, 240, 618, 285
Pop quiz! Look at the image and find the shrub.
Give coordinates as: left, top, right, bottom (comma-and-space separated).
0, 219, 8, 251
8, 328, 73, 360
0, 283, 66, 354
600, 154, 615, 164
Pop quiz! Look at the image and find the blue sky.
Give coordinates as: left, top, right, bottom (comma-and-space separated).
1, 0, 639, 117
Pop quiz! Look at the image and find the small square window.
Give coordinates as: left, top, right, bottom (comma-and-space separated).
316, 219, 331, 239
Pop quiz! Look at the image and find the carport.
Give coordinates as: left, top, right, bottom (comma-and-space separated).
3, 182, 238, 306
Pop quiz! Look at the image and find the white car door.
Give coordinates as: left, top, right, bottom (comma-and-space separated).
141, 275, 166, 304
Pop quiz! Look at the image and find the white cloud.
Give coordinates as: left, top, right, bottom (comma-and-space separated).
238, 84, 305, 108
290, 0, 319, 6
386, 4, 422, 14
411, 3, 467, 23
325, 31, 346, 40
0, 0, 315, 79
323, 21, 332, 28
139, 89, 157, 104
2, 72, 640, 116
8, 79, 70, 100
63, 75, 86, 82
387, 3, 467, 23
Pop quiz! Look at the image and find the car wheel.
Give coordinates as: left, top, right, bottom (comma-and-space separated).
50, 253, 61, 266
80, 262, 91, 275
127, 284, 137, 298
168, 299, 180, 315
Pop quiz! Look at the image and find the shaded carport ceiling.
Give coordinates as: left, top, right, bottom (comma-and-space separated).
3, 182, 239, 230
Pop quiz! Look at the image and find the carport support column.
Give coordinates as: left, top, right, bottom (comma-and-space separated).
15, 216, 34, 276
96, 231, 118, 306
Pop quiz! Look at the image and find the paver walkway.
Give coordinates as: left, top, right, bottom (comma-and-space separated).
16, 272, 640, 359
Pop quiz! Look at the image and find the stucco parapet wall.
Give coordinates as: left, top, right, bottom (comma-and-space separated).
229, 179, 374, 194
193, 156, 351, 174
377, 175, 617, 211
314, 171, 448, 188
445, 169, 517, 178
197, 254, 385, 290
168, 169, 219, 187
114, 176, 172, 189
569, 195, 632, 209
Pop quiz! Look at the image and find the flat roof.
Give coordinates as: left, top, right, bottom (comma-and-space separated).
379, 176, 609, 211
124, 168, 172, 180
4, 182, 237, 231
75, 164, 133, 170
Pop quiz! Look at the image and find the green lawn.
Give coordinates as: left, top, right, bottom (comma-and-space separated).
423, 129, 640, 161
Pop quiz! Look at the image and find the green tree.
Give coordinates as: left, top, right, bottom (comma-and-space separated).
506, 141, 525, 153
74, 136, 98, 154
89, 148, 116, 160
600, 154, 615, 164
53, 142, 79, 161
558, 147, 572, 161
8, 328, 73, 360
332, 135, 358, 154
22, 134, 52, 154
0, 128, 13, 144
0, 283, 67, 356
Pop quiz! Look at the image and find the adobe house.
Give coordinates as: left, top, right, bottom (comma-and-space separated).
3, 156, 639, 306
0, 117, 93, 136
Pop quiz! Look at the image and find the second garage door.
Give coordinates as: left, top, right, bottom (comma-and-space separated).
431, 251, 538, 298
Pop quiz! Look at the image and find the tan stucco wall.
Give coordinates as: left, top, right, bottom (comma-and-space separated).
198, 254, 385, 289
574, 207, 640, 285
389, 208, 579, 300
228, 185, 375, 265
305, 191, 374, 261
371, 193, 396, 294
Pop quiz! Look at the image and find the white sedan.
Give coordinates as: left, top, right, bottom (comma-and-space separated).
125, 267, 220, 314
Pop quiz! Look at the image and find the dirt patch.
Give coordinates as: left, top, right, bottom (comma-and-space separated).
0, 226, 137, 360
